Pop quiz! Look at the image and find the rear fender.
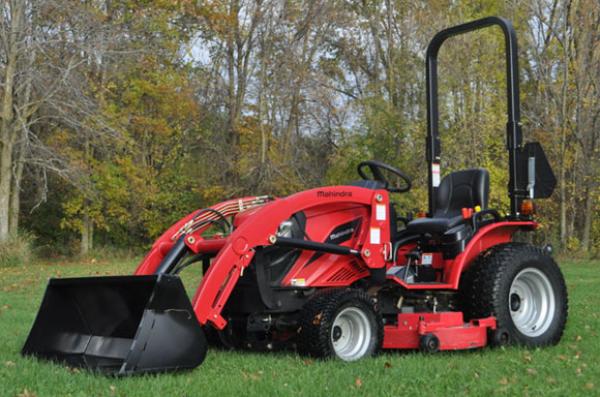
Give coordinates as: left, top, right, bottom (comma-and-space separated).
446, 221, 537, 288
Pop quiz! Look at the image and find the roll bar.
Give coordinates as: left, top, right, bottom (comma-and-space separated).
425, 16, 522, 216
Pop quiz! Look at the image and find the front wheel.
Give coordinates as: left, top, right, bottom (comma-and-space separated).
297, 289, 382, 361
460, 243, 568, 346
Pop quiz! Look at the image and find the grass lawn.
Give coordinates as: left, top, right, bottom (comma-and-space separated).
0, 257, 598, 397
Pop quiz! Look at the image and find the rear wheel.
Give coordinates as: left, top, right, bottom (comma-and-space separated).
460, 243, 568, 346
297, 289, 382, 361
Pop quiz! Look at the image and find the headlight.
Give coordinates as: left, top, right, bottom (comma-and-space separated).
276, 220, 294, 238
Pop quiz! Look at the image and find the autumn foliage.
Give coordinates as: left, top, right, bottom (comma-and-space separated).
0, 0, 598, 258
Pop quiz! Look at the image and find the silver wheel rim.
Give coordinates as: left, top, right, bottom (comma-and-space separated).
331, 307, 372, 361
509, 267, 556, 337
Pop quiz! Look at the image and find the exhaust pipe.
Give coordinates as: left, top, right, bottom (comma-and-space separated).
22, 274, 207, 375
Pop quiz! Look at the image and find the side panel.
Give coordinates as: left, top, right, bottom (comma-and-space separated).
281, 204, 370, 287
191, 186, 391, 328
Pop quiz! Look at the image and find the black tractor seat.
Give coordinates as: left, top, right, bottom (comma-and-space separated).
406, 215, 464, 235
405, 168, 489, 236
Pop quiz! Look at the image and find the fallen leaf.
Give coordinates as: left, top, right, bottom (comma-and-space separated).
547, 377, 557, 385
312, 312, 323, 326
241, 370, 261, 381
585, 383, 594, 390
523, 353, 532, 363
4, 361, 15, 367
303, 359, 314, 366
109, 385, 116, 393
576, 335, 582, 342
355, 378, 362, 388
17, 389, 36, 397
526, 368, 537, 376
384, 362, 392, 369
499, 377, 509, 385
576, 367, 582, 376
558, 355, 567, 361
474, 372, 480, 379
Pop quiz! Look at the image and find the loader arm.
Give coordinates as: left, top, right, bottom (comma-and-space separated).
134, 196, 271, 275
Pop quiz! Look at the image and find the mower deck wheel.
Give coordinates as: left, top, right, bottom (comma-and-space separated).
297, 289, 382, 361
419, 333, 440, 353
488, 327, 511, 347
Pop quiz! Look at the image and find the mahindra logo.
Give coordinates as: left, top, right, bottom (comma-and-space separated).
317, 191, 353, 198
329, 228, 354, 240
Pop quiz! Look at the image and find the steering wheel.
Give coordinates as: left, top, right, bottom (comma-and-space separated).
357, 160, 412, 193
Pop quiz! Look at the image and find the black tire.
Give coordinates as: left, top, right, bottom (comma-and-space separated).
459, 243, 568, 347
419, 333, 440, 353
488, 327, 511, 347
297, 289, 383, 361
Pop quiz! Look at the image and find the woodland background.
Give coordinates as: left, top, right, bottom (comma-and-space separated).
0, 0, 598, 262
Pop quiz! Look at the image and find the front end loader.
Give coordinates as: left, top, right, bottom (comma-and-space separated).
22, 16, 568, 375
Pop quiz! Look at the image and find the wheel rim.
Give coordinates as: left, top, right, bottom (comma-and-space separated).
331, 307, 372, 361
509, 267, 556, 337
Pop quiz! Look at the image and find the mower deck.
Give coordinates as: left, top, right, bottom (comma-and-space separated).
383, 312, 496, 351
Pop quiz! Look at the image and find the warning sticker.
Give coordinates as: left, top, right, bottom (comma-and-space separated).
376, 204, 386, 221
432, 163, 441, 187
291, 278, 306, 287
421, 253, 433, 265
370, 227, 381, 244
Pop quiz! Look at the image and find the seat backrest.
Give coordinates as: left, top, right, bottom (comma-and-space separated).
434, 168, 489, 218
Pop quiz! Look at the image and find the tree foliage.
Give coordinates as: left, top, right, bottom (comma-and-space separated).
1, 0, 598, 256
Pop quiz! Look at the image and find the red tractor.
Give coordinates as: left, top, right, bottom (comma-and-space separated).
23, 16, 568, 375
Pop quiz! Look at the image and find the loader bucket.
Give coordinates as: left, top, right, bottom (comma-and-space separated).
22, 274, 207, 375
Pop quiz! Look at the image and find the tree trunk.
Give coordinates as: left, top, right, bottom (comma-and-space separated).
80, 204, 93, 256
0, 142, 12, 241
558, 6, 571, 250
258, 53, 268, 166
0, 1, 24, 242
558, 148, 567, 247
581, 185, 594, 253
8, 145, 24, 235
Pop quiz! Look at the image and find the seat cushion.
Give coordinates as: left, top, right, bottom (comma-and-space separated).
406, 215, 464, 235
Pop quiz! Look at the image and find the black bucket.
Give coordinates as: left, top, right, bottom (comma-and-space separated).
22, 274, 207, 375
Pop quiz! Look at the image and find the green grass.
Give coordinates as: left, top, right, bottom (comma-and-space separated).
0, 258, 598, 397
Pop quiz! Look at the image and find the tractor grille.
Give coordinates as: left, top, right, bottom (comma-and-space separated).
327, 267, 358, 282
